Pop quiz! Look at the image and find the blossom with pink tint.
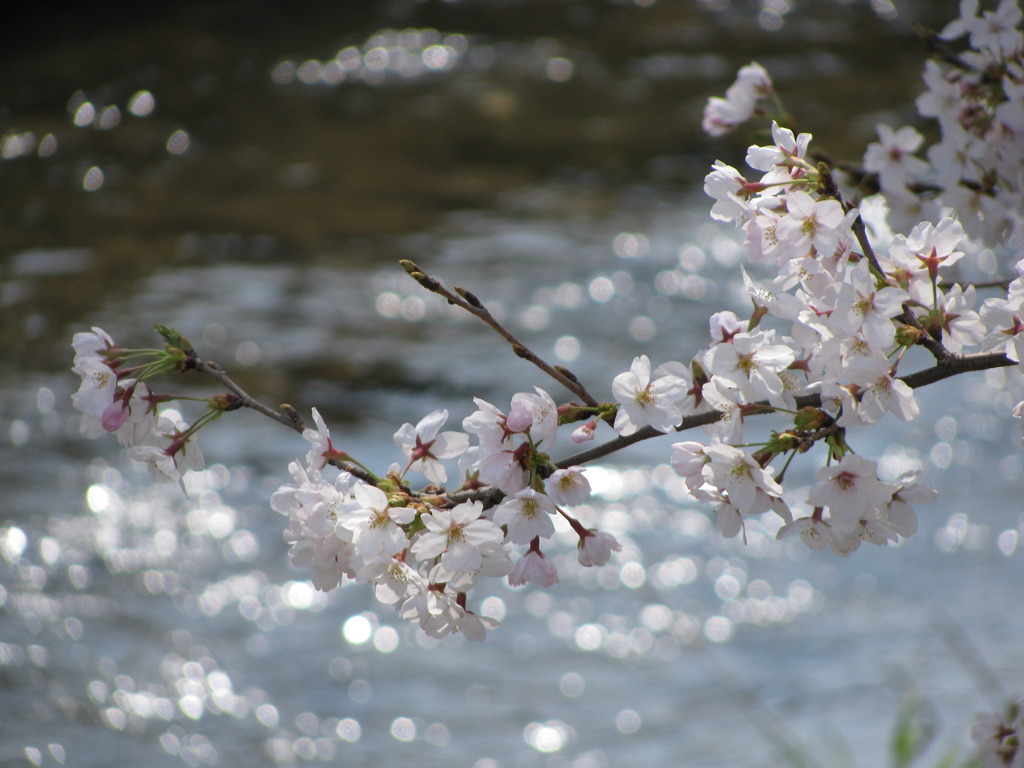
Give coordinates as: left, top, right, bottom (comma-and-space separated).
508, 549, 558, 587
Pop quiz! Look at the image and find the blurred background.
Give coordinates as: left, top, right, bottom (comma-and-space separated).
3, 1, 1023, 766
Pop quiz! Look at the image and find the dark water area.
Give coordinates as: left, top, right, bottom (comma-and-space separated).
3, 1, 956, 385
7, 2, 1024, 768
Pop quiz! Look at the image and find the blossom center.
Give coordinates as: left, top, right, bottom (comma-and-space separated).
853, 295, 873, 317
447, 522, 465, 545
728, 462, 751, 480
411, 435, 436, 461
634, 385, 656, 407
386, 562, 407, 581
834, 471, 857, 491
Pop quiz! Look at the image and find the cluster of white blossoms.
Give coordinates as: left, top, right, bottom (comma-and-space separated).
71, 326, 206, 483
72, 332, 623, 640
597, 114, 970, 554
269, 399, 619, 641
584, 0, 1024, 557
867, 0, 1024, 243
72, 2, 1024, 644
701, 61, 774, 137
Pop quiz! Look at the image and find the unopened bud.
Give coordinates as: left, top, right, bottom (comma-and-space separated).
793, 406, 830, 431
210, 393, 243, 411
455, 286, 483, 308
894, 323, 923, 347
557, 404, 588, 424
571, 420, 597, 443
154, 324, 194, 353
281, 404, 303, 426
554, 365, 579, 383
410, 271, 439, 291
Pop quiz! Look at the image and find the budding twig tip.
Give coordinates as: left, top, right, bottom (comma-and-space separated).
554, 365, 579, 383
454, 287, 483, 308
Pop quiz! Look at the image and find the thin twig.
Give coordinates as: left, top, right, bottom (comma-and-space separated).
194, 358, 379, 485
850, 203, 888, 282
400, 260, 604, 410
819, 164, 888, 281
196, 359, 305, 432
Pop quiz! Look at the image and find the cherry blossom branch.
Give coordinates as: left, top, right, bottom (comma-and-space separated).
193, 357, 379, 485
899, 350, 1016, 389
196, 337, 1014, 495
899, 305, 952, 362
399, 260, 604, 411
195, 359, 305, 433
558, 350, 1016, 468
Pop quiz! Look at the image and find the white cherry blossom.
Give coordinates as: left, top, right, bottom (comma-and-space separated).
394, 408, 469, 484
701, 442, 784, 514
545, 467, 591, 506
670, 441, 710, 491
702, 62, 772, 136
777, 515, 835, 550
863, 124, 930, 192
303, 408, 336, 470
704, 329, 796, 403
492, 488, 558, 545
410, 500, 504, 572
339, 482, 415, 559
806, 454, 892, 532
126, 417, 205, 484
776, 189, 845, 257
612, 354, 688, 436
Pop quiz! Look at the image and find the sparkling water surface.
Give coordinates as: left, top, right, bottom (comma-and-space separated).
3, 2, 1022, 767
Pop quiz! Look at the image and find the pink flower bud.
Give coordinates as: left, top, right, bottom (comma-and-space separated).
509, 550, 558, 588
571, 420, 596, 444
505, 399, 533, 432
101, 399, 130, 432
577, 530, 622, 567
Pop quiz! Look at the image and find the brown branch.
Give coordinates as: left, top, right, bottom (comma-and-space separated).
899, 350, 1016, 388
899, 303, 952, 362
849, 202, 888, 282
196, 359, 305, 433
194, 357, 379, 485
195, 338, 1015, 503
399, 260, 604, 411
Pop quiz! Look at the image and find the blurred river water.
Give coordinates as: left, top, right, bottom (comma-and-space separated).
3, 1, 1024, 767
